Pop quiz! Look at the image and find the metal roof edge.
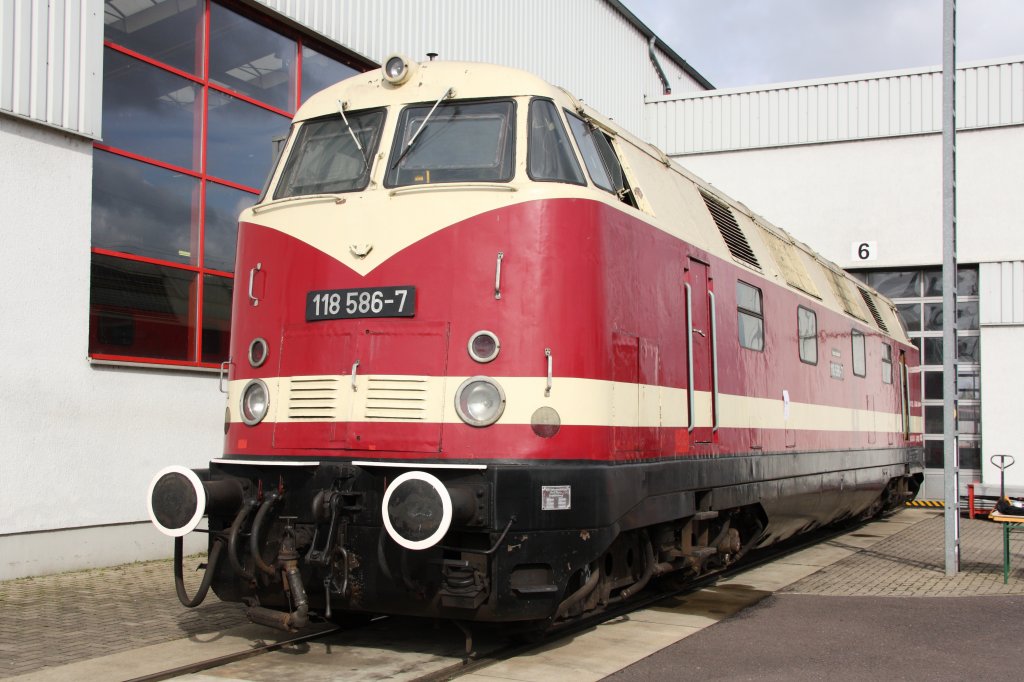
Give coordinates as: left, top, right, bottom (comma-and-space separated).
646, 54, 1024, 102
602, 0, 715, 90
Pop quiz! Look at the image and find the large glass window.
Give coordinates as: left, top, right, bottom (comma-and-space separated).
851, 265, 982, 481
736, 281, 764, 351
94, 1, 372, 368
386, 100, 515, 187
103, 0, 203, 75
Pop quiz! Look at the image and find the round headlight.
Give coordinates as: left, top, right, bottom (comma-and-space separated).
455, 377, 506, 427
382, 53, 412, 85
240, 379, 269, 426
248, 337, 268, 368
467, 330, 500, 363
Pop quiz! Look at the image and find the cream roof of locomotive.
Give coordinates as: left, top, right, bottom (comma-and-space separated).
296, 60, 571, 122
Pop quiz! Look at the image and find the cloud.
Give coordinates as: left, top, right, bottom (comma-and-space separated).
628, 0, 1023, 88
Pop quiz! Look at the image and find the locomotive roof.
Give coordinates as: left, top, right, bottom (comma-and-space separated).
295, 59, 570, 123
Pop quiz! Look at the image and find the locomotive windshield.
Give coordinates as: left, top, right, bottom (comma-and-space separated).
385, 100, 514, 186
274, 108, 385, 199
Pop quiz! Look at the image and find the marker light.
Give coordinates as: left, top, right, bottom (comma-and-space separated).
383, 53, 413, 85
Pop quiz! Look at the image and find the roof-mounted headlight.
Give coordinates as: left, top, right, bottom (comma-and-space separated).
383, 53, 413, 85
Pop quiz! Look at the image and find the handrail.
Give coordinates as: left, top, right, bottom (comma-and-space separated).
685, 283, 694, 433
709, 290, 719, 433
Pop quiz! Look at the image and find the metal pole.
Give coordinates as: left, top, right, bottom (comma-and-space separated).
942, 0, 960, 576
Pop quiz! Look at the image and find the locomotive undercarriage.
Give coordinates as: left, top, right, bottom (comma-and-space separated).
162, 451, 921, 631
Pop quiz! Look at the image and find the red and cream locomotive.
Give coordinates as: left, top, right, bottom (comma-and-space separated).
147, 55, 923, 630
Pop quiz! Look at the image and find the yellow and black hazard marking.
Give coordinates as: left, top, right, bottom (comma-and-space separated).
906, 499, 944, 508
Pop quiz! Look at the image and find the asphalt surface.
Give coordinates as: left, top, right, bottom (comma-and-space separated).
606, 593, 1024, 681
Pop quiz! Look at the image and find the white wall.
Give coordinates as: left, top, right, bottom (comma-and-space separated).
0, 116, 224, 579
979, 326, 1024, 489
671, 126, 1024, 270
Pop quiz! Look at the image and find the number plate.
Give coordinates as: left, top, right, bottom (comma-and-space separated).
306, 286, 416, 321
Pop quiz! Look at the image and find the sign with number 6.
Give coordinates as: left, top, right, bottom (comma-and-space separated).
852, 241, 878, 261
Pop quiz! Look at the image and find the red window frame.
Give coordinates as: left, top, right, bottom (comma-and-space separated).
92, 0, 372, 369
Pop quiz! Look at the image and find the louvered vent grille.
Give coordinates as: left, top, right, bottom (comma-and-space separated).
365, 377, 429, 421
858, 287, 890, 333
287, 377, 339, 419
699, 190, 760, 269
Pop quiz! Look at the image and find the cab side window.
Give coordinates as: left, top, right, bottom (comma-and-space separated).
564, 111, 638, 208
528, 99, 585, 185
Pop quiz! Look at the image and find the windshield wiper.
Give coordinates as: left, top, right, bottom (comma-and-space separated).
390, 86, 454, 170
337, 99, 368, 170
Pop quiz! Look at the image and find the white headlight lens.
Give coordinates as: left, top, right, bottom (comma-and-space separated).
241, 379, 269, 425
455, 377, 506, 427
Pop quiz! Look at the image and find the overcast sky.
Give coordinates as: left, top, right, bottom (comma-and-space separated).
626, 0, 1024, 89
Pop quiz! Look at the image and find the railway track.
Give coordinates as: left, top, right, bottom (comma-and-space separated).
128, 514, 892, 682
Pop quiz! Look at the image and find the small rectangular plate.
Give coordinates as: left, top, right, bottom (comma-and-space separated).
306, 286, 416, 321
541, 485, 572, 511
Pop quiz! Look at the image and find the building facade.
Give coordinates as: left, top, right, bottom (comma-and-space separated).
0, 0, 707, 580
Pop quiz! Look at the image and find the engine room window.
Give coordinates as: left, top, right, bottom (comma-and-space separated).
852, 330, 867, 377
275, 109, 385, 198
385, 100, 515, 187
882, 343, 893, 384
528, 99, 585, 185
798, 306, 817, 364
737, 281, 764, 351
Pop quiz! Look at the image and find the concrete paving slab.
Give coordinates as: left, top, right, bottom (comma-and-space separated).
10, 623, 334, 682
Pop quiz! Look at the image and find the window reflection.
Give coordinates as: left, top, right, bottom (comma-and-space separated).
90, 254, 194, 361
208, 91, 291, 189
923, 337, 942, 365
960, 441, 981, 469
202, 275, 233, 363
205, 183, 253, 272
896, 303, 920, 332
923, 303, 942, 331
867, 270, 919, 299
923, 269, 942, 297
924, 371, 943, 400
957, 335, 980, 363
957, 301, 979, 330
102, 49, 201, 170
301, 45, 358, 103
92, 151, 199, 265
104, 0, 203, 75
209, 3, 296, 111
958, 266, 979, 296
925, 440, 943, 468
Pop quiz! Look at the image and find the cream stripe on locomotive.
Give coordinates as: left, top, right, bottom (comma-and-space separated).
226, 376, 921, 434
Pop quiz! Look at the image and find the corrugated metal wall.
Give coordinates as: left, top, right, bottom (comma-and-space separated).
0, 0, 103, 139
648, 58, 1024, 155
981, 261, 1024, 326
254, 0, 707, 137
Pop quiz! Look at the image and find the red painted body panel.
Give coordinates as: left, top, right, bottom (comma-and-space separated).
226, 198, 921, 461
